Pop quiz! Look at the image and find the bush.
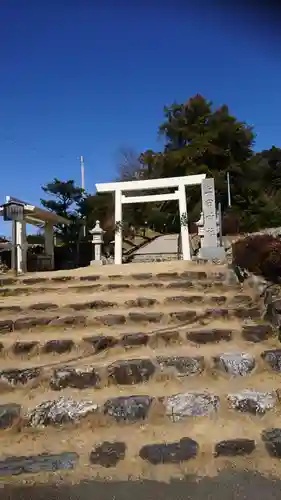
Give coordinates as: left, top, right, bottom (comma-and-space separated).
232, 233, 281, 283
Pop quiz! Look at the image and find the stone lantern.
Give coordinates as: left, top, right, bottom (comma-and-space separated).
89, 220, 105, 265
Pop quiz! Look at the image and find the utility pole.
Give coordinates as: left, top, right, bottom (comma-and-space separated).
80, 155, 86, 238
226, 171, 231, 208
80, 155, 85, 191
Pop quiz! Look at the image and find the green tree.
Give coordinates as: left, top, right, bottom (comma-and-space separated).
138, 94, 267, 231
41, 179, 85, 242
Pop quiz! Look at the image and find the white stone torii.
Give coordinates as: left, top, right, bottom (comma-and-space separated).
95, 174, 206, 265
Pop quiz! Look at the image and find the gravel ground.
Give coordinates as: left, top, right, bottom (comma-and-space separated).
2, 471, 281, 500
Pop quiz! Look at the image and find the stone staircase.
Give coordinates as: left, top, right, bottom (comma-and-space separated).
0, 260, 280, 484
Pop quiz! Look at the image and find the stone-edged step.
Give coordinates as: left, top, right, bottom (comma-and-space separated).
1, 384, 281, 431
0, 280, 243, 298
0, 421, 280, 479
0, 266, 239, 298
0, 339, 279, 394
0, 279, 242, 296
0, 267, 232, 287
0, 305, 262, 334
0, 291, 255, 314
0, 323, 274, 360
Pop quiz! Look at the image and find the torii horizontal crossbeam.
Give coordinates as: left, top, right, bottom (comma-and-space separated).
96, 174, 206, 193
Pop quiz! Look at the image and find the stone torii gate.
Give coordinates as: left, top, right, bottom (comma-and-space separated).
95, 174, 206, 265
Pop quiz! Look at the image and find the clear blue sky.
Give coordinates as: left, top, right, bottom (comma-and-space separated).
0, 2, 280, 234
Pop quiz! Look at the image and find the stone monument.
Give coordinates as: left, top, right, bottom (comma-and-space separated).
198, 178, 226, 261
89, 221, 105, 265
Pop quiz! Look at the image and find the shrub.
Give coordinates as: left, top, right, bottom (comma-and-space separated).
232, 233, 281, 283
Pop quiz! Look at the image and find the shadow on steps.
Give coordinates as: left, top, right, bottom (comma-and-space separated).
2, 470, 281, 500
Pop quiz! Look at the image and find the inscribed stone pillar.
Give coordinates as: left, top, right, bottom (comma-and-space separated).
201, 178, 218, 248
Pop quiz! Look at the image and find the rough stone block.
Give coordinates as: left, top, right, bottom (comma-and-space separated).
108, 359, 156, 385
103, 395, 153, 422
213, 353, 255, 376
0, 306, 22, 313
106, 283, 130, 290
73, 284, 101, 292
187, 329, 232, 344
0, 404, 21, 429
79, 275, 100, 281
151, 330, 181, 346
52, 276, 73, 282
14, 316, 52, 330
229, 295, 253, 306
180, 271, 207, 280
128, 312, 163, 323
205, 308, 229, 319
0, 452, 78, 476
209, 296, 227, 305
139, 282, 164, 289
166, 281, 193, 290
214, 439, 256, 457
139, 437, 198, 464
83, 335, 118, 352
242, 324, 273, 343
125, 298, 158, 308
262, 428, 281, 458
50, 315, 86, 327
0, 368, 41, 386
90, 441, 126, 468
28, 303, 58, 311
234, 307, 261, 319
227, 390, 276, 414
121, 333, 149, 347
50, 367, 100, 390
43, 339, 75, 354
94, 314, 126, 326
169, 311, 197, 322
165, 392, 220, 421
12, 341, 39, 355
261, 349, 281, 372
0, 278, 17, 286
28, 397, 99, 426
22, 278, 48, 285
164, 295, 203, 305
156, 356, 204, 376
70, 300, 117, 311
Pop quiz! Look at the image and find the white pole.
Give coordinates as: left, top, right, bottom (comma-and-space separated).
178, 184, 191, 260
227, 172, 231, 207
80, 155, 85, 191
114, 189, 122, 265
80, 155, 86, 238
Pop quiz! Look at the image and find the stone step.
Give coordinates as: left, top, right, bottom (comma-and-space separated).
0, 416, 280, 480
0, 323, 274, 360
0, 304, 262, 334
1, 378, 281, 428
0, 266, 238, 296
0, 279, 242, 298
0, 290, 255, 313
0, 261, 230, 286
0, 270, 232, 287
0, 341, 279, 394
